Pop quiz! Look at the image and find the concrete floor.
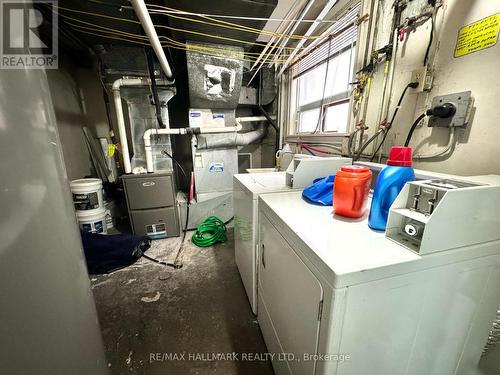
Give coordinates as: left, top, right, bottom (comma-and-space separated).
90, 228, 274, 375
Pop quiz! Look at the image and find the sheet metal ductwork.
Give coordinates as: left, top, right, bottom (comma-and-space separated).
186, 42, 244, 109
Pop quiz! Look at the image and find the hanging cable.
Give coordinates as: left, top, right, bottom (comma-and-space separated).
348, 127, 362, 157
354, 129, 384, 161
370, 81, 419, 161
146, 48, 164, 129
146, 3, 321, 41
162, 150, 190, 269
404, 113, 427, 147
414, 128, 456, 159
58, 4, 319, 44
65, 23, 289, 64
312, 38, 332, 134
300, 145, 339, 155
63, 24, 290, 64
423, 13, 435, 66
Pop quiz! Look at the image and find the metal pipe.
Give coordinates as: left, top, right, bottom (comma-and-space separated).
130, 0, 173, 79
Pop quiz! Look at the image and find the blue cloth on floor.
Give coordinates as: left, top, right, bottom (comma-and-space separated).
302, 176, 335, 206
81, 231, 151, 274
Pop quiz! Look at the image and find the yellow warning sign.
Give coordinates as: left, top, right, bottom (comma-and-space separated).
454, 13, 500, 58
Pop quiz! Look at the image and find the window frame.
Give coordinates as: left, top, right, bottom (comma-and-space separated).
294, 44, 356, 135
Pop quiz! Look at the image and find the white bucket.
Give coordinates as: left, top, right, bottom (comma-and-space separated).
76, 208, 107, 234
70, 178, 103, 212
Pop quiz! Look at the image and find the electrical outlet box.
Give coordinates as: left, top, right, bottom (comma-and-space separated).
411, 67, 433, 92
428, 91, 473, 128
410, 67, 427, 92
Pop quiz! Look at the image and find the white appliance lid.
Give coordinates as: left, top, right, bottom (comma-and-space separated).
234, 172, 291, 198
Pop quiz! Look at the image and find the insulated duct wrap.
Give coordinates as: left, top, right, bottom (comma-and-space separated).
121, 87, 176, 172
186, 42, 244, 109
197, 123, 267, 149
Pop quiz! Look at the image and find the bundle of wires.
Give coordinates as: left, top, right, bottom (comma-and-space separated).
192, 216, 227, 248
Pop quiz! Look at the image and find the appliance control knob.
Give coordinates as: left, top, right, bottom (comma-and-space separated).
404, 222, 423, 237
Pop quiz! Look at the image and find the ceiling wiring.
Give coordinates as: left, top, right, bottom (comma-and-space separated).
84, 0, 336, 24
56, 8, 291, 62
61, 5, 305, 51
135, 7, 339, 23
61, 15, 290, 64
55, 1, 358, 70
56, 5, 308, 59
145, 3, 321, 41
149, 10, 306, 51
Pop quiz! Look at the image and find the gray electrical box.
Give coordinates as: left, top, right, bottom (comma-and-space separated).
428, 91, 473, 128
122, 172, 180, 238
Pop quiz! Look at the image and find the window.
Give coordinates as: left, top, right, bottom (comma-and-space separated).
289, 3, 360, 135
295, 48, 356, 133
324, 99, 350, 132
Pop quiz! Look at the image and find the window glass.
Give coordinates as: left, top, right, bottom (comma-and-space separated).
298, 108, 321, 133
324, 49, 354, 98
324, 101, 349, 133
292, 40, 356, 134
297, 63, 327, 106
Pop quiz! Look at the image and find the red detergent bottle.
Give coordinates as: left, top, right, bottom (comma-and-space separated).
333, 165, 373, 218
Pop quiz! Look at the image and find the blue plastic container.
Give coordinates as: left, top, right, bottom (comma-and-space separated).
368, 147, 415, 231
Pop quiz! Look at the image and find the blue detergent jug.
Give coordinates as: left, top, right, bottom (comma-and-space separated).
368, 146, 415, 231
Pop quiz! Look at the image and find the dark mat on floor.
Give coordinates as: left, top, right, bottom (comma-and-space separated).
90, 229, 274, 375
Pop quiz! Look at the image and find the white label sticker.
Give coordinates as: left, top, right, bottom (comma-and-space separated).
208, 162, 224, 173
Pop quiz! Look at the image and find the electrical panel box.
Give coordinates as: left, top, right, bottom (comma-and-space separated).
386, 179, 500, 254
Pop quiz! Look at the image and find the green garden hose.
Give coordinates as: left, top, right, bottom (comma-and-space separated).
192, 216, 227, 247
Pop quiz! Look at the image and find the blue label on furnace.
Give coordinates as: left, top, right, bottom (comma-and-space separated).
208, 162, 224, 173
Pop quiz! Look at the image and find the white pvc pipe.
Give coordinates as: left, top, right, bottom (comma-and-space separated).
130, 0, 173, 79
112, 77, 170, 174
236, 116, 274, 122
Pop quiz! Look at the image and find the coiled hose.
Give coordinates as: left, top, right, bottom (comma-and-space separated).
482, 307, 500, 357
192, 216, 227, 247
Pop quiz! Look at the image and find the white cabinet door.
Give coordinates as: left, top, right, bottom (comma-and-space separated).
234, 187, 258, 314
259, 214, 324, 375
